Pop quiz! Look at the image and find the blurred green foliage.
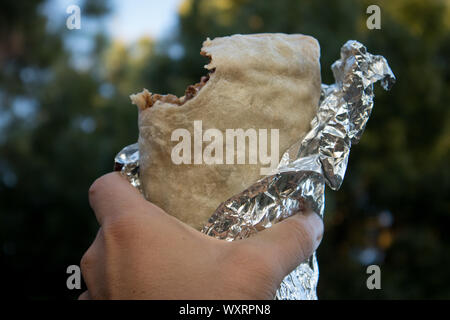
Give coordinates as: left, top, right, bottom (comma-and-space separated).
0, 0, 449, 299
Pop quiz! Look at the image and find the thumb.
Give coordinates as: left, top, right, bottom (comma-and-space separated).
88, 172, 151, 226
245, 210, 323, 276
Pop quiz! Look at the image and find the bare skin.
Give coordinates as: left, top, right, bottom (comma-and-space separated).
79, 172, 323, 300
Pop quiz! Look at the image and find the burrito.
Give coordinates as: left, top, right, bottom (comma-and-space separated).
131, 33, 321, 230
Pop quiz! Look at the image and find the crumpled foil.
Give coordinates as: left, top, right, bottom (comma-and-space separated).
114, 40, 395, 300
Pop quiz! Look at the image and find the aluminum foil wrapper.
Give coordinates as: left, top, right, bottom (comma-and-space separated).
114, 40, 395, 300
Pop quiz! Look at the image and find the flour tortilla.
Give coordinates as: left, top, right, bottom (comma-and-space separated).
131, 33, 321, 230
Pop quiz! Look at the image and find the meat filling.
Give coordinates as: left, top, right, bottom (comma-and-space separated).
141, 52, 214, 109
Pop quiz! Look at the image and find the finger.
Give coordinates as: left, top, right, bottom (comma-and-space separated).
80, 228, 109, 300
88, 172, 150, 225
78, 291, 91, 300
246, 210, 323, 276
79, 230, 100, 294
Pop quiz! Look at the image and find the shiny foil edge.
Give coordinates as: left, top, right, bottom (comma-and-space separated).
114, 40, 395, 300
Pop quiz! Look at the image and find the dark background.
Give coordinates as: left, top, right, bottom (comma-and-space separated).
0, 0, 449, 299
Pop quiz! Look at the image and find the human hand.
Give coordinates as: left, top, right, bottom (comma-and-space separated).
79, 172, 323, 300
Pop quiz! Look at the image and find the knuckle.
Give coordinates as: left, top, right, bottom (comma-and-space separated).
228, 242, 254, 263
288, 217, 315, 257
88, 173, 118, 202
223, 242, 277, 299
88, 176, 106, 201
80, 249, 95, 274
102, 214, 139, 243
228, 242, 275, 277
